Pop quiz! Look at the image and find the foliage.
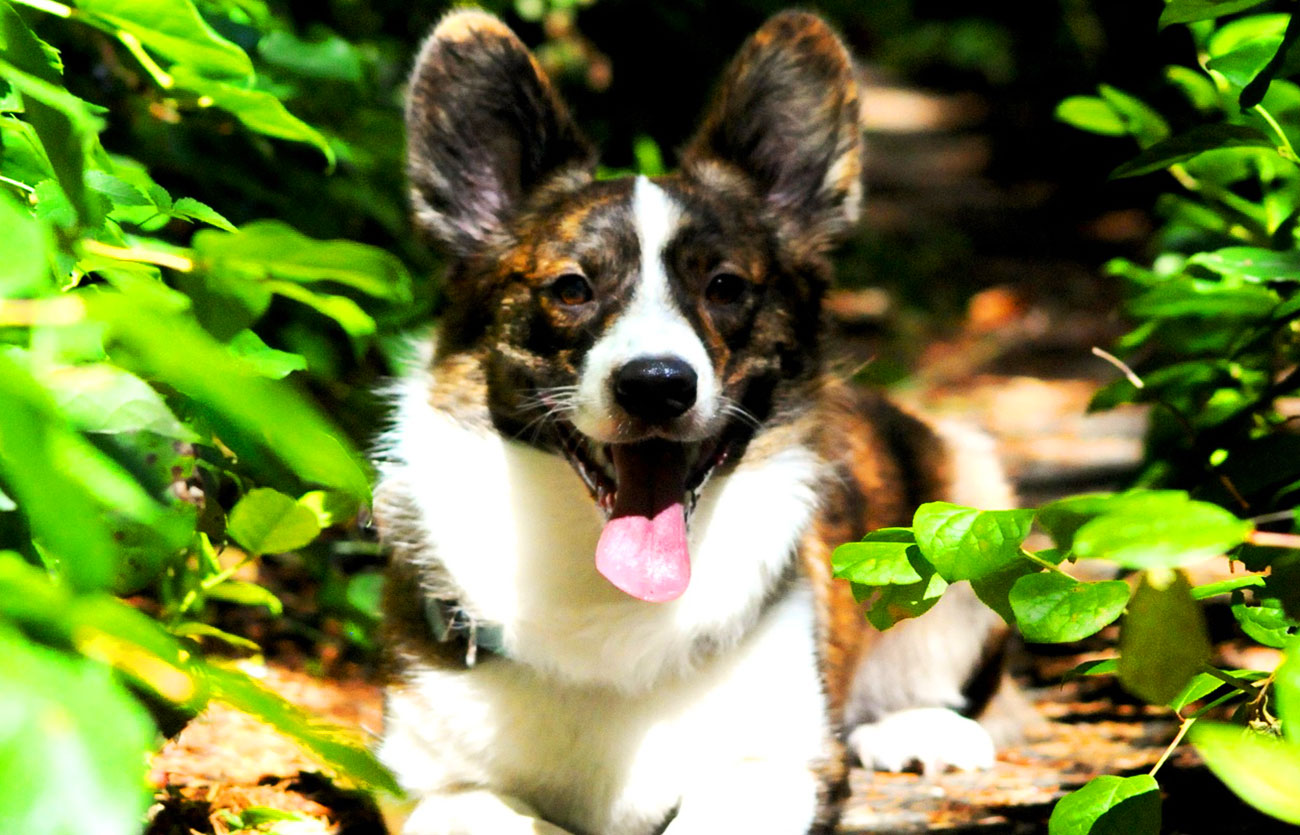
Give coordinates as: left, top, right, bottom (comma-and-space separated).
837, 1, 1300, 828
0, 0, 409, 830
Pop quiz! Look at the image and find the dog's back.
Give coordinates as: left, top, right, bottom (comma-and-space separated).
375, 10, 1018, 834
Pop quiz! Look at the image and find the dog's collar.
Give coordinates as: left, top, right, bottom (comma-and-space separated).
423, 596, 505, 667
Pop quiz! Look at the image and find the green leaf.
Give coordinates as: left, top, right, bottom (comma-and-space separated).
1055, 96, 1126, 136
0, 625, 155, 835
168, 66, 333, 165
1064, 658, 1118, 679
226, 487, 321, 554
0, 6, 106, 226
1278, 637, 1300, 743
1169, 671, 1228, 712
192, 220, 411, 300
0, 189, 51, 296
204, 579, 283, 615
345, 570, 384, 620
1111, 124, 1275, 179
970, 555, 1044, 625
1097, 85, 1169, 147
0, 352, 185, 591
1047, 774, 1161, 835
1166, 65, 1221, 113
832, 528, 924, 586
258, 30, 362, 82
1127, 279, 1278, 319
864, 558, 948, 630
171, 621, 261, 652
227, 329, 307, 379
912, 502, 1035, 582
1191, 722, 1300, 824
266, 280, 376, 341
75, 0, 254, 79
1187, 247, 1300, 281
1207, 38, 1286, 92
297, 490, 358, 528
1231, 597, 1297, 648
1158, 0, 1272, 29
170, 196, 235, 231
1073, 498, 1251, 569
44, 363, 198, 440
88, 293, 372, 501
1118, 571, 1211, 704
1192, 573, 1265, 599
1240, 13, 1300, 108
1009, 572, 1131, 643
204, 664, 401, 795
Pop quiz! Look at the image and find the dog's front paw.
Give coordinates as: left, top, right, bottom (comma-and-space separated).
847, 707, 995, 775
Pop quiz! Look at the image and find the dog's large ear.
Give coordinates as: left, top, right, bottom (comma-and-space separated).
406, 10, 595, 255
682, 12, 862, 251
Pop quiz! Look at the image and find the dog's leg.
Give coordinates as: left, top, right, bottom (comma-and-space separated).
842, 584, 1010, 775
387, 789, 574, 835
666, 761, 823, 835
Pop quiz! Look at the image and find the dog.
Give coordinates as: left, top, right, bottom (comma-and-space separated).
374, 10, 1017, 834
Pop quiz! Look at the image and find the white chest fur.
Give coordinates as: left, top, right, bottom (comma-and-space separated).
376, 363, 831, 834
377, 363, 825, 692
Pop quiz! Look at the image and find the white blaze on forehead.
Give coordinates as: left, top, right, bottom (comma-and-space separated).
572, 176, 720, 441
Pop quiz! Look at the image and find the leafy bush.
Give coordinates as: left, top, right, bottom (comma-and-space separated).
836, 1, 1300, 830
0, 0, 409, 829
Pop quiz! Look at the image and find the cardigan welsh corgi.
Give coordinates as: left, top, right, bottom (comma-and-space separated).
375, 10, 1016, 835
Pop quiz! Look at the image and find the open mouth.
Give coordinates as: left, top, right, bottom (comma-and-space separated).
556, 423, 746, 603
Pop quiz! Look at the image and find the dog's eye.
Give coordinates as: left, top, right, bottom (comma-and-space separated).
549, 273, 594, 307
705, 270, 748, 306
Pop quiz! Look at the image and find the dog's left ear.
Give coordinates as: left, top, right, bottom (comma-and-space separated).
406, 10, 595, 256
682, 12, 862, 251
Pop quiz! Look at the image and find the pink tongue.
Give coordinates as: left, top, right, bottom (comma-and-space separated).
595, 441, 691, 602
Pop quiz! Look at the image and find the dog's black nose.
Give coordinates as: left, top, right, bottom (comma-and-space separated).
613, 357, 697, 422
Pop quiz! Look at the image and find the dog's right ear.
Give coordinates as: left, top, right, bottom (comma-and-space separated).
406, 10, 595, 255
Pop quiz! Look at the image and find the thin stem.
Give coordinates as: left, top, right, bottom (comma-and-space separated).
115, 30, 173, 89
1022, 549, 1075, 579
80, 239, 194, 272
200, 554, 252, 591
9, 0, 73, 17
1092, 346, 1144, 389
1150, 716, 1196, 778
1248, 530, 1300, 549
0, 174, 36, 195
1254, 104, 1298, 163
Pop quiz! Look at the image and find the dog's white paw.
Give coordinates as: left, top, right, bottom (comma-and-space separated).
847, 707, 995, 775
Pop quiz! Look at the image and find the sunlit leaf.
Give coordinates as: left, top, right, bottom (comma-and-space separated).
832, 528, 924, 586
226, 487, 321, 554
204, 664, 401, 795
0, 625, 155, 835
1009, 572, 1130, 643
1111, 124, 1275, 179
0, 189, 51, 296
912, 502, 1035, 582
1047, 774, 1161, 835
192, 220, 411, 300
76, 0, 254, 80
1191, 722, 1300, 824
